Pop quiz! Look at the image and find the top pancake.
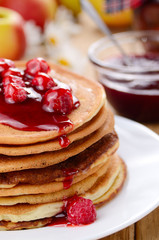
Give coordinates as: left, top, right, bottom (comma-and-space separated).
0, 104, 109, 156
0, 62, 106, 145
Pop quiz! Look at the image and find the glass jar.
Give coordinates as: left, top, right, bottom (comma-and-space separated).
88, 30, 159, 122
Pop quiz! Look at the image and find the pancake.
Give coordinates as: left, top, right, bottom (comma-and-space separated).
0, 162, 108, 196
0, 62, 106, 145
0, 160, 111, 205
0, 104, 110, 156
0, 217, 52, 231
0, 123, 116, 173
94, 159, 127, 207
0, 161, 126, 230
0, 161, 126, 231
0, 202, 63, 222
82, 155, 125, 202
0, 132, 118, 186
0, 155, 126, 228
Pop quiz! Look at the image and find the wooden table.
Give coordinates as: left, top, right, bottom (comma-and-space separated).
72, 13, 159, 240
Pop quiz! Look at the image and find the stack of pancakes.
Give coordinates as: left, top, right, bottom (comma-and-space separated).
0, 63, 126, 230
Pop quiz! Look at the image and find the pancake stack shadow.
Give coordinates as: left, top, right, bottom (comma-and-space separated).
0, 64, 126, 230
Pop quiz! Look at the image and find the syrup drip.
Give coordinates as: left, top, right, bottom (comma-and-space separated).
59, 135, 70, 148
63, 168, 79, 189
47, 212, 72, 227
0, 77, 79, 132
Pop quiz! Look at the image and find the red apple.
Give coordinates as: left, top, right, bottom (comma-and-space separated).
0, 0, 57, 30
0, 7, 26, 60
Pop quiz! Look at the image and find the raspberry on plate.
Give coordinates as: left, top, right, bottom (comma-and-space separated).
32, 72, 56, 91
2, 75, 25, 88
66, 196, 96, 225
0, 58, 15, 75
43, 88, 73, 115
26, 58, 50, 76
4, 83, 27, 104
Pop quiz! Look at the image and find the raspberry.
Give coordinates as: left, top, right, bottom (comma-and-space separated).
43, 88, 73, 115
4, 83, 27, 104
2, 68, 24, 78
0, 58, 15, 75
66, 196, 96, 225
32, 72, 56, 91
2, 75, 25, 88
26, 58, 50, 76
23, 70, 34, 82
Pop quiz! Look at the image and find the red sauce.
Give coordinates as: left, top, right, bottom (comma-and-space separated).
59, 135, 70, 148
100, 54, 159, 122
63, 169, 78, 189
47, 212, 85, 227
47, 212, 73, 227
0, 77, 79, 131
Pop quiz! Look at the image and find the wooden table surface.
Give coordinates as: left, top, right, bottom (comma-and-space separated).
72, 13, 159, 240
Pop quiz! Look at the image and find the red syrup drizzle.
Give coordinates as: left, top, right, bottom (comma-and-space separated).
63, 168, 79, 189
48, 212, 91, 227
47, 212, 85, 227
58, 135, 70, 148
0, 76, 80, 132
47, 212, 73, 227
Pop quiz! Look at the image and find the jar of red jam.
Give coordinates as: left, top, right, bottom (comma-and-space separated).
88, 30, 159, 122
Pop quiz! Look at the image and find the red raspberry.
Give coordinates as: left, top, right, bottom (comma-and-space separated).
43, 88, 73, 115
2, 68, 24, 78
23, 70, 34, 82
32, 72, 56, 91
0, 58, 15, 74
2, 75, 25, 88
66, 196, 96, 225
4, 83, 27, 104
26, 58, 50, 76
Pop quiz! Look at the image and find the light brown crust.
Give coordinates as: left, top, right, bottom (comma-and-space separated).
0, 104, 109, 156
82, 154, 122, 201
0, 161, 110, 205
0, 157, 127, 226
94, 158, 127, 207
0, 132, 118, 186
0, 218, 52, 231
0, 62, 106, 145
0, 119, 115, 173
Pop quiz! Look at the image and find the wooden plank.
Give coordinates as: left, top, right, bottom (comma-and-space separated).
101, 225, 135, 240
136, 207, 159, 240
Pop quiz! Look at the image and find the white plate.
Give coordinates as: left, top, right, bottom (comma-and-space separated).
0, 116, 159, 240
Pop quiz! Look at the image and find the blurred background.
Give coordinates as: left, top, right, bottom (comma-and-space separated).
0, 0, 158, 67
0, 0, 159, 124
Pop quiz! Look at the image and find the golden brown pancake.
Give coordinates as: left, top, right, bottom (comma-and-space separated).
94, 159, 127, 207
0, 104, 110, 156
0, 217, 52, 231
82, 155, 124, 202
0, 122, 116, 173
0, 202, 63, 222
0, 159, 126, 231
0, 63, 106, 145
0, 60, 127, 231
0, 160, 110, 204
0, 155, 126, 229
0, 132, 118, 186
0, 163, 108, 196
